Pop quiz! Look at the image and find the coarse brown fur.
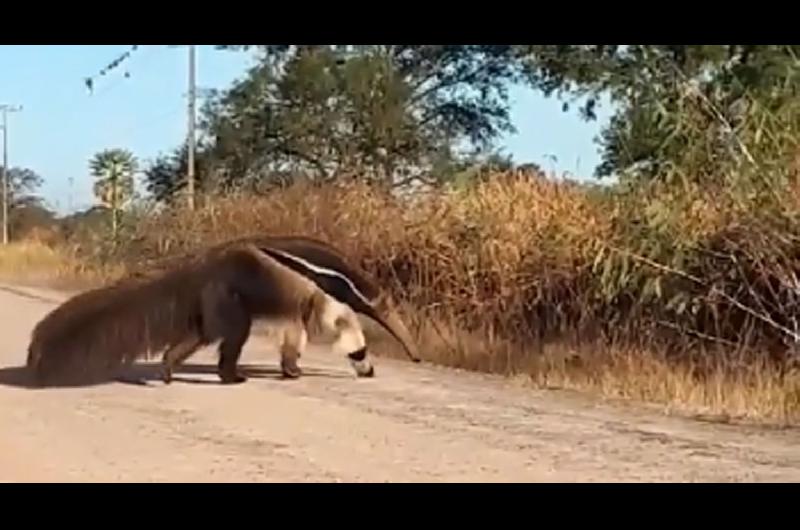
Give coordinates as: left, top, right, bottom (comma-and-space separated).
26, 243, 330, 386
128, 234, 422, 365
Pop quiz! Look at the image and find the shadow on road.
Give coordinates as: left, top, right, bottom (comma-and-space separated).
0, 361, 351, 389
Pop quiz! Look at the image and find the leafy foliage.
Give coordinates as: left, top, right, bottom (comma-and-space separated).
1, 166, 52, 240
143, 143, 213, 205
519, 45, 800, 185
72, 46, 800, 365
145, 45, 529, 201
2, 166, 44, 209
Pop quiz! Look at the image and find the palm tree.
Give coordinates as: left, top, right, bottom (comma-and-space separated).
89, 148, 137, 240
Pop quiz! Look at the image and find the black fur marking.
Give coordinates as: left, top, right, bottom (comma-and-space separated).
347, 347, 368, 362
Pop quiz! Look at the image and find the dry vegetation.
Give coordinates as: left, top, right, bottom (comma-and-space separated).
0, 240, 122, 290
3, 171, 800, 426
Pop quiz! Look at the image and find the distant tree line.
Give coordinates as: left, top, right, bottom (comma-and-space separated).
139, 45, 800, 204
12, 45, 800, 239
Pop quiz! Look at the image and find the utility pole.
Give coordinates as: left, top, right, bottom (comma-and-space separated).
68, 176, 74, 214
186, 45, 196, 210
1, 104, 22, 245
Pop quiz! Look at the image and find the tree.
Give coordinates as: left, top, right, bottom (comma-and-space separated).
89, 148, 137, 240
9, 202, 56, 241
2, 166, 44, 209
143, 143, 212, 205
517, 45, 800, 187
1, 166, 48, 240
136, 45, 528, 202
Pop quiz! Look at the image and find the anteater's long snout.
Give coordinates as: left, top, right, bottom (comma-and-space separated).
372, 296, 421, 363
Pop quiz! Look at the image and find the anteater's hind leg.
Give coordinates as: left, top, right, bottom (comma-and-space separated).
161, 335, 204, 384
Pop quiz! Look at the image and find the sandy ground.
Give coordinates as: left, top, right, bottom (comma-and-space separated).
0, 283, 798, 482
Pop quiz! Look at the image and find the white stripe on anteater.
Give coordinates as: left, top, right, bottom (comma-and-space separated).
261, 247, 374, 307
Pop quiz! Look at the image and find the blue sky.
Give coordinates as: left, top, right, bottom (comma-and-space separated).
0, 45, 612, 214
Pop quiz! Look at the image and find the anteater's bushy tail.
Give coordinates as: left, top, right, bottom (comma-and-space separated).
26, 268, 204, 385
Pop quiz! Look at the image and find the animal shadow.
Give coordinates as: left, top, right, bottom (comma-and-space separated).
0, 360, 350, 389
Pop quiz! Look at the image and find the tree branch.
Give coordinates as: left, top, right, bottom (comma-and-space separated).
605, 242, 800, 343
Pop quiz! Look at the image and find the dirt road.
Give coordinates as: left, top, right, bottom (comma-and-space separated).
0, 283, 798, 482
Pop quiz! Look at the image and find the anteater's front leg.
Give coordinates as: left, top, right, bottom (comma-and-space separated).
279, 321, 307, 379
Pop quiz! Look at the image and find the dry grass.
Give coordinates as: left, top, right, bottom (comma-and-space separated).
7, 171, 800, 426
362, 308, 800, 426
0, 240, 124, 289
530, 346, 800, 425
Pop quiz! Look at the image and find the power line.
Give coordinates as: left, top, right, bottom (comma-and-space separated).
64, 46, 176, 212
85, 45, 166, 100
84, 45, 199, 209
43, 45, 166, 130
84, 45, 140, 95
1, 104, 23, 245
11, 47, 212, 216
